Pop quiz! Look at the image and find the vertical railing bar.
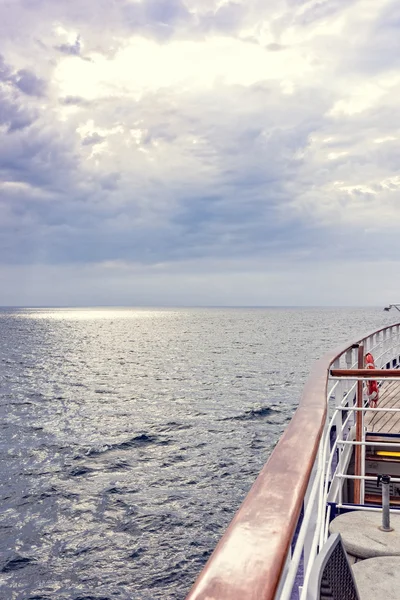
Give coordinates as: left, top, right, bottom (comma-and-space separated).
278, 437, 324, 600
361, 407, 365, 504
354, 345, 364, 504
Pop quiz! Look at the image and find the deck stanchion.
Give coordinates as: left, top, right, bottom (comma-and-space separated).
354, 344, 364, 505
383, 329, 387, 364
361, 409, 365, 504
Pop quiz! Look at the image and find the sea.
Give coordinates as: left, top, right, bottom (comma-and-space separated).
0, 307, 396, 600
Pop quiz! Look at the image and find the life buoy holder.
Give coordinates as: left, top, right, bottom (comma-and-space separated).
365, 352, 379, 408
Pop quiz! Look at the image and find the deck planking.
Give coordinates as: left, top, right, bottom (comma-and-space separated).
365, 381, 400, 434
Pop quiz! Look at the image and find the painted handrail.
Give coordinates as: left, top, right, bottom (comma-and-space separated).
186, 322, 400, 600
331, 369, 400, 377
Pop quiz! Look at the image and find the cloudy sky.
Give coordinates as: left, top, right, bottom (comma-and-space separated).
0, 0, 399, 306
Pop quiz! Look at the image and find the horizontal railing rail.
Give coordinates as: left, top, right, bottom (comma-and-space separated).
339, 440, 400, 447
186, 321, 400, 600
337, 504, 400, 512
338, 474, 400, 482
331, 369, 400, 377
336, 406, 400, 412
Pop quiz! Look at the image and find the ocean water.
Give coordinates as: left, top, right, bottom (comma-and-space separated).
0, 307, 396, 600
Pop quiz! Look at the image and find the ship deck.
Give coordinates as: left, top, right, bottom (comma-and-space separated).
365, 381, 400, 434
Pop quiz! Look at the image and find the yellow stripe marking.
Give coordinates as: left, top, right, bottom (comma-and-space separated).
376, 451, 400, 457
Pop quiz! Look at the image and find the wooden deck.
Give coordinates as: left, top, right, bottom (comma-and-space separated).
366, 381, 400, 434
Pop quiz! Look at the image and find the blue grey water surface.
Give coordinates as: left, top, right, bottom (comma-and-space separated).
0, 307, 396, 600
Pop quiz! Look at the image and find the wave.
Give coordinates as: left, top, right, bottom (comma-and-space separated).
85, 433, 171, 457
221, 405, 279, 421
69, 466, 96, 477
1, 554, 36, 573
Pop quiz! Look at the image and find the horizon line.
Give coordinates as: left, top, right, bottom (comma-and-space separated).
0, 304, 390, 310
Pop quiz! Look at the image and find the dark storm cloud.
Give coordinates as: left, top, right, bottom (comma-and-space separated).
14, 69, 46, 96
0, 90, 37, 132
55, 35, 81, 56
0, 54, 13, 81
0, 105, 79, 199
195, 2, 246, 35
345, 1, 400, 74
296, 0, 354, 26
144, 0, 191, 24
100, 173, 120, 191
81, 132, 105, 146
60, 96, 92, 106
118, 0, 255, 40
0, 54, 45, 96
120, 0, 193, 40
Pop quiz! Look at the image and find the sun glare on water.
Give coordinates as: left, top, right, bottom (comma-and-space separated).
16, 308, 167, 320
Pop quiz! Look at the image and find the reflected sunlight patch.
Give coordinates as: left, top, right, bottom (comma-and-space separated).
17, 308, 168, 320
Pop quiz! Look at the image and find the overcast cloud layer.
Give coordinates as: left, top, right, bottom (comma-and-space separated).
1, 0, 400, 306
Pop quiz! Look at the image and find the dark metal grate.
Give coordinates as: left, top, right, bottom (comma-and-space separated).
320, 543, 359, 600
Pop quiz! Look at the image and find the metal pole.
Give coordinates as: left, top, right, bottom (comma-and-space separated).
378, 475, 393, 532
354, 344, 363, 504
361, 408, 365, 504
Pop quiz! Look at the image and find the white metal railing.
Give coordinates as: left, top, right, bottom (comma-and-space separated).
337, 474, 400, 482
279, 323, 400, 600
186, 323, 400, 600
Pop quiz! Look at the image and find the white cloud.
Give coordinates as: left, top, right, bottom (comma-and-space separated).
53, 35, 312, 102
1, 0, 400, 304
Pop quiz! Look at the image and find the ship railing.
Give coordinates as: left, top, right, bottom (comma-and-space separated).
281, 324, 400, 599
186, 322, 400, 600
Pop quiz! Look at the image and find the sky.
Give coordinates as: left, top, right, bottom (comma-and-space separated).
0, 0, 400, 306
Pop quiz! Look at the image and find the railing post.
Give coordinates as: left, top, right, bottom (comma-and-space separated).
334, 379, 344, 506
376, 332, 381, 367
344, 351, 354, 430
361, 410, 366, 504
382, 329, 387, 366
302, 443, 320, 594
396, 325, 400, 364
354, 344, 364, 504
398, 326, 400, 360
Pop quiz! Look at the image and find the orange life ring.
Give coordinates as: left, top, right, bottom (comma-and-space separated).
365, 352, 378, 408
